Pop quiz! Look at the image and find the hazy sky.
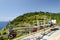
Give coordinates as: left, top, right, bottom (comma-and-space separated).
0, 0, 60, 21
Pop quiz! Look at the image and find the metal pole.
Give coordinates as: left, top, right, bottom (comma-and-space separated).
43, 12, 46, 36
29, 24, 31, 34
50, 13, 51, 20
8, 21, 12, 40
43, 18, 46, 35
8, 21, 11, 34
37, 20, 40, 30
37, 20, 40, 27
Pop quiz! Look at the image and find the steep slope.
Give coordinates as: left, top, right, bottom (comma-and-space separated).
10, 11, 60, 28
1, 11, 60, 30
0, 11, 60, 40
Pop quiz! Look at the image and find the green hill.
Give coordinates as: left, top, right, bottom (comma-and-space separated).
1, 11, 60, 31
0, 11, 60, 40
10, 11, 60, 27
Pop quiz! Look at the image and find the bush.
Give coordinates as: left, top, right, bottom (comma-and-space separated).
3, 32, 7, 35
0, 33, 1, 35
0, 37, 4, 40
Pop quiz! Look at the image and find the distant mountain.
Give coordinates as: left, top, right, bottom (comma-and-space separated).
0, 22, 8, 30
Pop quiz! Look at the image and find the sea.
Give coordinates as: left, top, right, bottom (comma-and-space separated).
0, 21, 8, 30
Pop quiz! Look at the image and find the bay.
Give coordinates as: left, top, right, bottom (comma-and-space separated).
0, 21, 8, 30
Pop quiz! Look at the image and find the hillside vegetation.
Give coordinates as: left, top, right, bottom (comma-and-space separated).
1, 11, 60, 30
0, 11, 60, 40
10, 11, 60, 27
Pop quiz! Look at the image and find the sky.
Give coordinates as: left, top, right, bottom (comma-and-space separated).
0, 0, 60, 21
